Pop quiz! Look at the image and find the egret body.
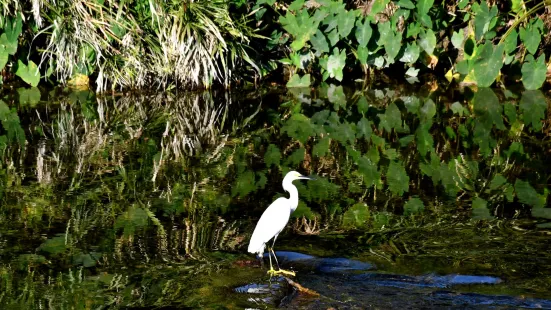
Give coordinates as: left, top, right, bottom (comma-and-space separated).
248, 171, 314, 276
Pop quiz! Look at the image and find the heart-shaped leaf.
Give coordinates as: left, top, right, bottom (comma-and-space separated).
418, 29, 436, 55
327, 48, 346, 81
16, 60, 41, 87
286, 73, 311, 88
355, 19, 372, 47
521, 54, 546, 90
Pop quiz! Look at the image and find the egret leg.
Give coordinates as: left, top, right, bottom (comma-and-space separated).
266, 247, 278, 277
270, 238, 296, 277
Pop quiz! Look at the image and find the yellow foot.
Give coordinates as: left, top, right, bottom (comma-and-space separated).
267, 268, 296, 277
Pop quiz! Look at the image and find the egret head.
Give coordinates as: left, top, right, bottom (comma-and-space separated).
284, 171, 315, 183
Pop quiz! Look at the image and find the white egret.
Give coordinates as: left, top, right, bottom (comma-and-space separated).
248, 171, 314, 276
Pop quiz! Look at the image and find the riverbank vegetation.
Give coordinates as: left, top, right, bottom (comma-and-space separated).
0, 0, 550, 91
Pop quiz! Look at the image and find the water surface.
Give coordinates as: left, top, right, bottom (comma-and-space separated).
0, 83, 550, 308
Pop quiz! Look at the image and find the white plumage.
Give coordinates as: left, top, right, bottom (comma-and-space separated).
247, 171, 314, 261
247, 197, 290, 256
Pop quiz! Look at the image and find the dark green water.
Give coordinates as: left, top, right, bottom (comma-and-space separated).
0, 83, 550, 308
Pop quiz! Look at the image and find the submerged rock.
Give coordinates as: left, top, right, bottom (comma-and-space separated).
235, 251, 551, 309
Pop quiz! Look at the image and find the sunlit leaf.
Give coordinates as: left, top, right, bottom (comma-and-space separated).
416, 0, 434, 15
327, 48, 347, 81
418, 29, 436, 55
311, 29, 330, 54
370, 0, 390, 18
337, 9, 356, 38
472, 43, 504, 87
473, 1, 497, 40
451, 29, 464, 49
400, 42, 420, 63
15, 60, 40, 87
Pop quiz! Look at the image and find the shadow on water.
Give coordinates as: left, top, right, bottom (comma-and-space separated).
0, 83, 550, 308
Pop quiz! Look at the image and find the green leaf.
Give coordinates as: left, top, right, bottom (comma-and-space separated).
357, 96, 369, 114
451, 102, 468, 116
489, 174, 507, 190
532, 208, 551, 220
0, 45, 8, 71
327, 48, 346, 81
18, 87, 41, 107
292, 201, 316, 219
472, 43, 504, 87
519, 24, 540, 55
473, 1, 497, 40
286, 73, 311, 88
418, 29, 436, 55
15, 60, 40, 87
285, 147, 306, 166
280, 10, 320, 51
405, 67, 419, 77
403, 197, 424, 216
399, 42, 420, 63
264, 144, 281, 167
355, 19, 373, 47
357, 156, 381, 188
472, 197, 493, 220
326, 28, 339, 46
416, 0, 434, 15
337, 9, 356, 38
370, 0, 390, 18
415, 123, 433, 156
289, 0, 305, 11
311, 29, 330, 54
519, 90, 547, 131
515, 179, 544, 208
282, 113, 315, 143
387, 161, 409, 196
343, 203, 370, 228
356, 117, 372, 139
504, 29, 518, 55
313, 137, 331, 157
397, 0, 415, 9
38, 235, 67, 255
451, 29, 464, 49
521, 54, 546, 90
1, 13, 22, 55
377, 102, 402, 132
357, 46, 368, 65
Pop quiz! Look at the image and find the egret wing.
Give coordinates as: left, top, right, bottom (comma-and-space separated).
248, 198, 291, 254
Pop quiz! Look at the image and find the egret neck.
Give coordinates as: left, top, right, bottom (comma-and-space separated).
282, 178, 299, 213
